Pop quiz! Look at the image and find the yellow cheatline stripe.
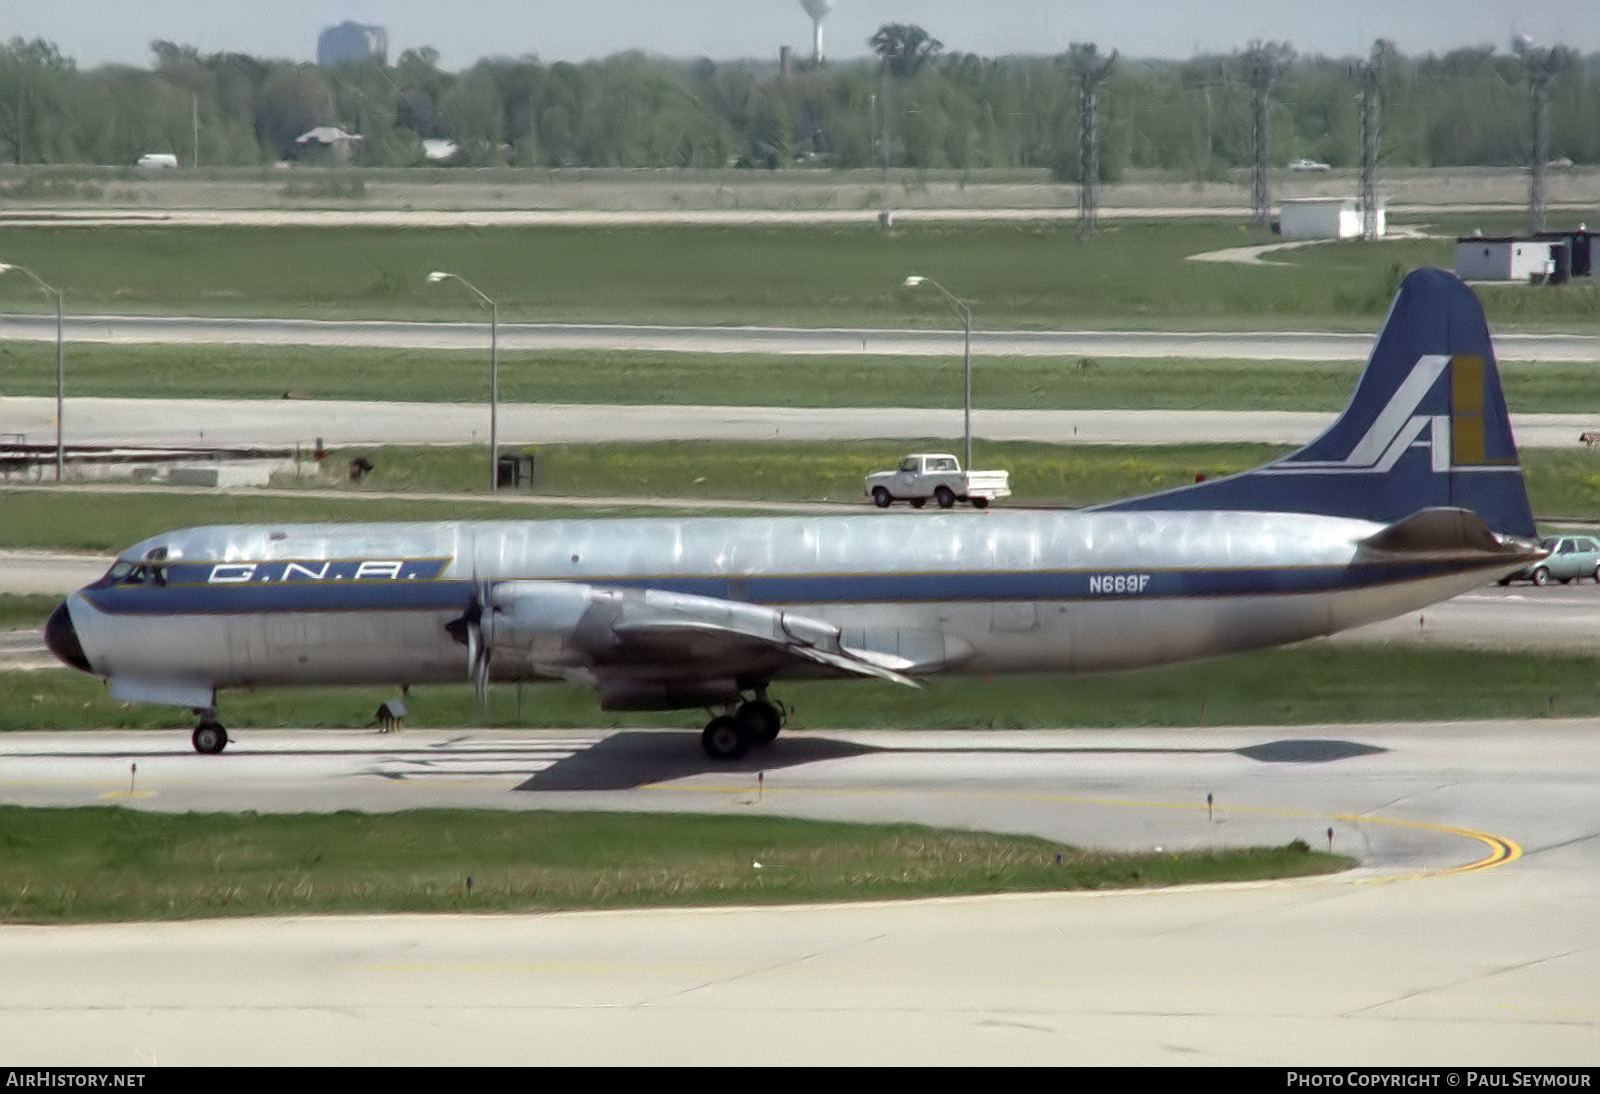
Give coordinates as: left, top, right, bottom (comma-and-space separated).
639, 782, 1521, 880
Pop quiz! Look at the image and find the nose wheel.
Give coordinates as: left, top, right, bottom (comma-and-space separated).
700, 698, 785, 759
191, 717, 229, 755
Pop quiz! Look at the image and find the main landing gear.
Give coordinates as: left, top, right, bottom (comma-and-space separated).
701, 697, 784, 760
191, 712, 229, 755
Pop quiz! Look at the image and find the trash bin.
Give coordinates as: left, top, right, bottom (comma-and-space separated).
497, 454, 535, 489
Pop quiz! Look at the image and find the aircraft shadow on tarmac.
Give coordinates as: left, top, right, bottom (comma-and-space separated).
516, 731, 878, 791
515, 732, 1387, 791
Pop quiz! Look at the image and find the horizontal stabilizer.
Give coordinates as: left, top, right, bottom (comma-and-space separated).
1356, 507, 1546, 583
1358, 507, 1510, 558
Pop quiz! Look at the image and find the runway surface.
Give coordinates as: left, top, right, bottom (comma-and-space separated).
5, 395, 1599, 450
1, 311, 1595, 361
0, 720, 1594, 1064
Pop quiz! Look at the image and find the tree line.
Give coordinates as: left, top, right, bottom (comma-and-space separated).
1, 32, 1597, 177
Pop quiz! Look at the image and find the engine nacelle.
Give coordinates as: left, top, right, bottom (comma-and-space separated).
488, 581, 600, 664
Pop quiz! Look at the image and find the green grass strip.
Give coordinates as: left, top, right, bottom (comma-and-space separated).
0, 595, 60, 631
0, 219, 1591, 330
3, 344, 1599, 414
0, 487, 769, 553
6, 646, 1598, 732
9, 439, 1600, 553
0, 806, 1347, 923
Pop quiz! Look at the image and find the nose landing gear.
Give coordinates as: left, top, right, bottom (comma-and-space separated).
700, 695, 785, 760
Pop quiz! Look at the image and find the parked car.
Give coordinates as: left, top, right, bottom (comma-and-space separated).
864, 453, 1011, 510
1289, 158, 1331, 172
1500, 535, 1600, 585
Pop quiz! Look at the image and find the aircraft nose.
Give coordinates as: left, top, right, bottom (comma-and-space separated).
44, 602, 92, 673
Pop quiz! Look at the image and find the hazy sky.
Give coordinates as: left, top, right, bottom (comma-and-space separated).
9, 2, 1596, 69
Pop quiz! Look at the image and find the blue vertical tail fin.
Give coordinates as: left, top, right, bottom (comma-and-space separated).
1101, 267, 1535, 536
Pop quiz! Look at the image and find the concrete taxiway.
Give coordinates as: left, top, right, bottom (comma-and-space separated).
0, 720, 1594, 1064
5, 395, 1600, 450
2, 312, 1596, 362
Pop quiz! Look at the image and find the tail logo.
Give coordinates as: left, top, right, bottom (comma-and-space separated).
1264, 355, 1514, 476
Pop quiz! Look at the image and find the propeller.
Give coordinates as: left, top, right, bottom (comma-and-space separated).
468, 575, 493, 708
445, 559, 495, 710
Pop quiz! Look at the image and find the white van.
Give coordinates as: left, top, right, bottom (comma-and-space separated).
136, 153, 179, 170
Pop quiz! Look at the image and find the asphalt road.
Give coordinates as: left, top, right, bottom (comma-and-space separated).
0, 719, 1593, 1064
1, 312, 1595, 361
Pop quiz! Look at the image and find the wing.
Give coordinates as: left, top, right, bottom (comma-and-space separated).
481, 580, 920, 696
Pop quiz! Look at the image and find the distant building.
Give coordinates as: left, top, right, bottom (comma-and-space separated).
294, 126, 363, 165
421, 139, 459, 163
317, 21, 387, 66
1455, 238, 1555, 283
1455, 229, 1596, 284
1278, 198, 1384, 240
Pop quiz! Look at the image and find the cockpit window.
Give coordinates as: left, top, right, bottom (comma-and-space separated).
92, 560, 168, 588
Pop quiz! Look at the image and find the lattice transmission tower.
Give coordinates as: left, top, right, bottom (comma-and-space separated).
1241, 42, 1292, 231
1358, 48, 1382, 241
1069, 43, 1116, 238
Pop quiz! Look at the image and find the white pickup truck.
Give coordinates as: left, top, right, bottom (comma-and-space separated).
864, 453, 1012, 510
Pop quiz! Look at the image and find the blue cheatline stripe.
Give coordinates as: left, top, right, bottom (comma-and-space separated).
81, 557, 1508, 616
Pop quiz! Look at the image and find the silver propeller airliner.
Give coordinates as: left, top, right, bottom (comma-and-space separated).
45, 269, 1543, 758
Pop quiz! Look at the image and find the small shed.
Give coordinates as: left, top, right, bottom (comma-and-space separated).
1279, 198, 1384, 240
1454, 237, 1557, 282
1534, 227, 1596, 277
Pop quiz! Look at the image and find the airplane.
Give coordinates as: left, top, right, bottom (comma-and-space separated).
45, 268, 1543, 759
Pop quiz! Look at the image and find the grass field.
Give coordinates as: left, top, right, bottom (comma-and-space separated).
0, 595, 59, 630
0, 807, 1346, 923
0, 486, 775, 552
277, 442, 1600, 526
8, 438, 1600, 551
6, 645, 1597, 732
5, 219, 1590, 330
5, 340, 1598, 412
304, 440, 1287, 503
2, 344, 1381, 409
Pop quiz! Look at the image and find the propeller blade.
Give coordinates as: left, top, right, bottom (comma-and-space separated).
471, 576, 493, 710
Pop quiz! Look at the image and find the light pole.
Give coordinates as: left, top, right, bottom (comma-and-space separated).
0, 262, 65, 482
903, 275, 973, 471
426, 271, 500, 493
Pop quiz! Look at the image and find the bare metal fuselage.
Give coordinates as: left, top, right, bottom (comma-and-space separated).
65, 508, 1517, 700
